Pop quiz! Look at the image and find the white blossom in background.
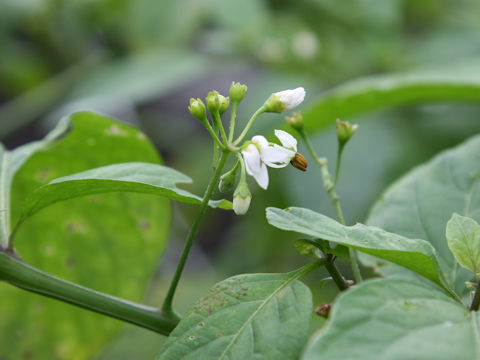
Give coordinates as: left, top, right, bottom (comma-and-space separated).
241, 130, 299, 189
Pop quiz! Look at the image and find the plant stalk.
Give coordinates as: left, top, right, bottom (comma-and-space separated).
233, 106, 266, 146
0, 251, 178, 335
470, 283, 480, 311
161, 151, 229, 316
324, 255, 349, 291
301, 131, 363, 284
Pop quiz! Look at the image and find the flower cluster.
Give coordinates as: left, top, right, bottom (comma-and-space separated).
188, 84, 307, 215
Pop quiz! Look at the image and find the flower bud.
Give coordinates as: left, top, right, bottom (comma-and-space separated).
218, 94, 230, 115
206, 91, 220, 113
230, 82, 247, 102
264, 87, 305, 113
233, 182, 251, 215
285, 112, 304, 131
290, 152, 308, 171
336, 119, 358, 145
188, 98, 206, 121
218, 163, 239, 193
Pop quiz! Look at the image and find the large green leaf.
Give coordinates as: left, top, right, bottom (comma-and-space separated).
157, 264, 316, 360
367, 134, 480, 294
303, 278, 477, 360
266, 207, 454, 296
303, 71, 480, 132
0, 118, 70, 247
12, 162, 231, 237
0, 112, 169, 360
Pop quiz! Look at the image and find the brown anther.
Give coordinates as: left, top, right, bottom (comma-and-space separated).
290, 152, 308, 171
314, 303, 332, 318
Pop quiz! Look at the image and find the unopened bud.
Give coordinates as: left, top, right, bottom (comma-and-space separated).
290, 152, 307, 171
264, 87, 305, 113
188, 98, 207, 122
233, 182, 251, 215
206, 91, 220, 113
286, 112, 304, 131
230, 82, 247, 102
466, 281, 478, 290
218, 94, 230, 115
218, 163, 239, 192
336, 119, 358, 145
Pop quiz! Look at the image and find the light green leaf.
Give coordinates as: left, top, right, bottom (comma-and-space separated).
367, 134, 480, 294
446, 213, 480, 277
303, 71, 480, 132
12, 162, 231, 237
266, 207, 454, 296
303, 279, 477, 360
0, 111, 169, 360
157, 264, 316, 360
0, 118, 70, 247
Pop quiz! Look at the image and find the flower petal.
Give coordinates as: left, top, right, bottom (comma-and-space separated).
274, 87, 305, 110
242, 144, 269, 189
274, 129, 297, 151
251, 135, 268, 148
260, 144, 296, 168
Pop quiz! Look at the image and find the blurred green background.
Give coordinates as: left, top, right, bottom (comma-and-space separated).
2, 0, 480, 358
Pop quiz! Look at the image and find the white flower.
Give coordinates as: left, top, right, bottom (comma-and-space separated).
241, 130, 298, 189
264, 87, 306, 112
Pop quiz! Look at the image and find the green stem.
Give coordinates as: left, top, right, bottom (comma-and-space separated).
301, 131, 363, 284
202, 117, 224, 150
213, 111, 229, 146
470, 283, 480, 311
233, 106, 266, 146
228, 101, 238, 143
162, 151, 229, 316
334, 144, 345, 187
0, 251, 178, 335
324, 255, 349, 291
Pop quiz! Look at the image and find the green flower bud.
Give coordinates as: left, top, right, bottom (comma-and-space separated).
218, 94, 230, 115
188, 98, 206, 121
218, 162, 239, 193
206, 91, 220, 113
233, 182, 251, 215
230, 82, 247, 102
336, 119, 358, 145
285, 112, 304, 131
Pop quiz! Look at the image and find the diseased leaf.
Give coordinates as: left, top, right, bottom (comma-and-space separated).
446, 213, 480, 277
0, 118, 70, 248
367, 134, 480, 295
157, 264, 316, 360
0, 112, 169, 360
266, 207, 454, 297
303, 279, 475, 360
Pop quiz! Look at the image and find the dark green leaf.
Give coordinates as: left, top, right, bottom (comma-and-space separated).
266, 207, 454, 297
13, 162, 231, 236
304, 71, 480, 132
303, 279, 474, 360
367, 134, 480, 295
157, 264, 316, 360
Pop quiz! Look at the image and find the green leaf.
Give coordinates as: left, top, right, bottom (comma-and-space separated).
446, 213, 480, 277
157, 264, 316, 360
266, 207, 454, 296
0, 112, 170, 360
303, 279, 476, 360
303, 71, 480, 132
0, 118, 70, 247
367, 134, 480, 294
12, 162, 231, 237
